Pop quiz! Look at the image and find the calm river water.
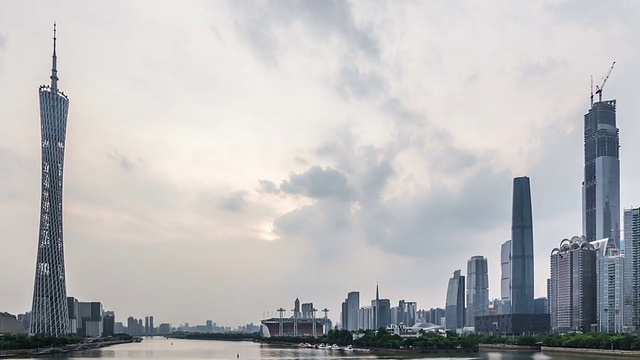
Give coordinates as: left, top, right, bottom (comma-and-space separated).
25, 337, 626, 360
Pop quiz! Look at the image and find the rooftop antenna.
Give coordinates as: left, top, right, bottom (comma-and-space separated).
50, 22, 58, 91
595, 61, 616, 103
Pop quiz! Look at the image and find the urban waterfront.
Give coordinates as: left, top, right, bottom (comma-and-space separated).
19, 338, 630, 360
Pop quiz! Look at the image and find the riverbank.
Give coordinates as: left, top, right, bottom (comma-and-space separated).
542, 346, 640, 358
0, 339, 133, 358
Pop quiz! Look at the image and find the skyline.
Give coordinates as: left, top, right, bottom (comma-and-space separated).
2, 1, 640, 326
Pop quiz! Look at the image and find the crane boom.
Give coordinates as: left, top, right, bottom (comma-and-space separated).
595, 61, 616, 103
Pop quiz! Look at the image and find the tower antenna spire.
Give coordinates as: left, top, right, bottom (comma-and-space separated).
590, 75, 594, 107
50, 22, 58, 91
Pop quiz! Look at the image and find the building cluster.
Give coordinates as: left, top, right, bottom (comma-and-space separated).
260, 298, 330, 337
340, 286, 419, 331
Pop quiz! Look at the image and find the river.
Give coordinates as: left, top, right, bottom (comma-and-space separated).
21, 337, 627, 360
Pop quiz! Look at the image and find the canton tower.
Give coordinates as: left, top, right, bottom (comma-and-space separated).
29, 24, 70, 336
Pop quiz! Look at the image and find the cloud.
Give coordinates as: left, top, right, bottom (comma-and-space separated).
280, 165, 354, 200
107, 150, 139, 171
216, 191, 248, 213
334, 65, 387, 100
258, 179, 280, 194
228, 0, 379, 63
519, 58, 561, 78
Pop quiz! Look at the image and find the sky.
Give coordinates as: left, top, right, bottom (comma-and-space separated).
1, 1, 640, 328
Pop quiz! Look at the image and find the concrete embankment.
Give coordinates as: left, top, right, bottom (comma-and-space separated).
479, 344, 540, 351
0, 339, 132, 358
541, 346, 640, 358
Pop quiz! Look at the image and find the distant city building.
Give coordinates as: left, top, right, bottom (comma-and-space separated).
426, 308, 445, 326
103, 311, 115, 336
546, 279, 552, 315
550, 236, 597, 333
475, 314, 550, 335
158, 323, 172, 335
0, 312, 26, 333
582, 98, 620, 248
77, 302, 103, 337
404, 301, 417, 327
591, 239, 624, 333
301, 303, 314, 319
445, 269, 465, 331
624, 207, 640, 332
510, 177, 534, 315
67, 297, 78, 334
30, 25, 71, 337
466, 256, 489, 326
358, 306, 373, 330
371, 285, 391, 329
391, 306, 401, 326
500, 240, 512, 314
533, 297, 548, 314
346, 292, 359, 331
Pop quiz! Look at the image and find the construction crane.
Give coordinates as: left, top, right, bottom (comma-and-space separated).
592, 61, 616, 106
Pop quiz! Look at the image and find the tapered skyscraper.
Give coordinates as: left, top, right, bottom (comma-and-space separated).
510, 176, 534, 314
582, 99, 620, 249
30, 24, 70, 336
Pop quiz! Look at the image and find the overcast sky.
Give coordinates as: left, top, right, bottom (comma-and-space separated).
1, 1, 640, 327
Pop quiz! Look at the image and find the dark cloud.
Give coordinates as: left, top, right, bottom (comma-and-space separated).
217, 191, 248, 213
228, 0, 379, 63
258, 179, 280, 194
335, 65, 387, 100
280, 165, 354, 200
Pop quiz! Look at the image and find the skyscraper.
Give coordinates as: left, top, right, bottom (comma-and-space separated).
445, 269, 465, 331
30, 24, 71, 336
346, 292, 359, 331
466, 256, 489, 326
592, 239, 624, 333
582, 99, 620, 249
510, 176, 534, 315
624, 207, 640, 332
500, 240, 511, 314
550, 236, 597, 333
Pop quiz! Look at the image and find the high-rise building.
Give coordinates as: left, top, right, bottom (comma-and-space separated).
500, 240, 511, 314
404, 301, 417, 326
67, 297, 78, 334
466, 256, 489, 326
346, 292, 359, 331
550, 236, 597, 333
624, 207, 640, 332
533, 297, 548, 314
445, 269, 465, 331
358, 306, 373, 330
103, 312, 115, 336
77, 302, 103, 337
511, 176, 534, 315
30, 24, 71, 337
591, 239, 624, 333
370, 285, 390, 329
582, 98, 620, 249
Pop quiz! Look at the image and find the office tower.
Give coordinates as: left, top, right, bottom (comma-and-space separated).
145, 316, 149, 335
391, 306, 401, 325
591, 239, 624, 333
346, 292, 359, 330
340, 300, 348, 330
500, 240, 512, 314
582, 97, 620, 249
534, 298, 548, 314
67, 297, 78, 334
624, 207, 640, 331
404, 301, 417, 326
511, 177, 534, 314
427, 307, 445, 326
103, 311, 115, 336
550, 236, 597, 333
358, 306, 373, 330
30, 25, 71, 337
370, 285, 391, 329
149, 315, 154, 335
466, 256, 489, 326
77, 302, 103, 337
445, 270, 465, 331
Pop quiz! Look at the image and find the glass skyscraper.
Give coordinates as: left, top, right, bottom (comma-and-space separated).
445, 269, 465, 330
624, 207, 640, 332
466, 255, 489, 326
30, 25, 70, 336
582, 100, 620, 249
510, 177, 534, 314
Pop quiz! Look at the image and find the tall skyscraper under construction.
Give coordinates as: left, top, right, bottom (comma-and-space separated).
30, 24, 71, 336
583, 63, 620, 249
